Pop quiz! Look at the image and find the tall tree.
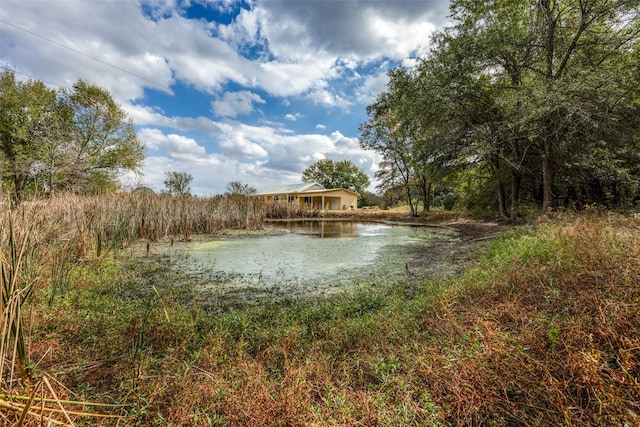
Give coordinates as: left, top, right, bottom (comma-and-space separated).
360, 66, 463, 216
360, 100, 419, 216
31, 99, 75, 198
301, 159, 370, 197
65, 80, 144, 194
0, 71, 60, 203
362, 0, 640, 216
435, 0, 538, 218
0, 71, 145, 202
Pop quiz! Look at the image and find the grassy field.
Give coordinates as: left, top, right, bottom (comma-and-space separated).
1, 195, 639, 425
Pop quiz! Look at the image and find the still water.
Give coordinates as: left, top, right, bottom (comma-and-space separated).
167, 220, 457, 306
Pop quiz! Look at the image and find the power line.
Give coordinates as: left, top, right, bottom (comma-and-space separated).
1, 63, 64, 88
0, 18, 173, 93
0, 23, 209, 133
1, 62, 192, 133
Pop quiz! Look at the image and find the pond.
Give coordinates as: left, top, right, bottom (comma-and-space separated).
146, 220, 459, 309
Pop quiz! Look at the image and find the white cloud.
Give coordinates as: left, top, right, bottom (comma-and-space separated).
307, 87, 352, 109
1, 0, 444, 108
367, 14, 436, 59
355, 68, 391, 105
138, 128, 208, 160
284, 112, 303, 121
0, 1, 176, 102
215, 122, 269, 159
254, 0, 446, 60
212, 91, 265, 118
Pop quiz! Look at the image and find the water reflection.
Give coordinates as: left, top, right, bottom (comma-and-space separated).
270, 220, 361, 238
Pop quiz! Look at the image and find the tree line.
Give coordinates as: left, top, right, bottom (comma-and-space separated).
0, 70, 144, 204
360, 0, 640, 218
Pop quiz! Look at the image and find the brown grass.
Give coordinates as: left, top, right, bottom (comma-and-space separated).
419, 215, 640, 425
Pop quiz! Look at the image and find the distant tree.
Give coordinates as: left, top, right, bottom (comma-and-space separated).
302, 159, 370, 196
359, 86, 421, 216
164, 171, 193, 195
359, 191, 382, 208
226, 181, 256, 195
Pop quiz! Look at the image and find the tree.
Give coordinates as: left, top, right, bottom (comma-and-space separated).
164, 171, 193, 195
420, 7, 536, 219
0, 71, 145, 202
360, 0, 640, 216
301, 159, 371, 197
64, 80, 144, 194
453, 0, 640, 212
225, 181, 257, 195
0, 71, 61, 203
32, 108, 75, 198
360, 99, 419, 216
359, 67, 451, 216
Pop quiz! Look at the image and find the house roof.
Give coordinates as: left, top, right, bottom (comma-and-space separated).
256, 182, 358, 196
256, 182, 324, 195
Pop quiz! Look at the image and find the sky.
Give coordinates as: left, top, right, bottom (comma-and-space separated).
1, 0, 451, 195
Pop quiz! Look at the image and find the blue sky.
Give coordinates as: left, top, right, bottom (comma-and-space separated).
1, 0, 450, 195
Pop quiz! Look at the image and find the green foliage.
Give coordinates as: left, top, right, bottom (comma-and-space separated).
360, 0, 640, 216
359, 191, 382, 208
302, 158, 370, 197
65, 80, 144, 194
0, 70, 61, 203
0, 71, 145, 202
359, 67, 436, 216
440, 192, 459, 211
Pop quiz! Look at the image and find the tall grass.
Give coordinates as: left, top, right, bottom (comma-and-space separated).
0, 216, 34, 389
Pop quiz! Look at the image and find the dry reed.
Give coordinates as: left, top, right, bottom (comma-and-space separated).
0, 191, 286, 425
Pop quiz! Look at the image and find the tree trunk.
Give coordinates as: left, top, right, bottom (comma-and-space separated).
10, 159, 25, 206
405, 185, 417, 217
423, 182, 431, 212
497, 179, 508, 219
418, 173, 430, 213
542, 131, 555, 212
510, 172, 521, 222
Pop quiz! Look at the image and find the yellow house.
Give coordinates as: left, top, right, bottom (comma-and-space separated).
256, 182, 358, 210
